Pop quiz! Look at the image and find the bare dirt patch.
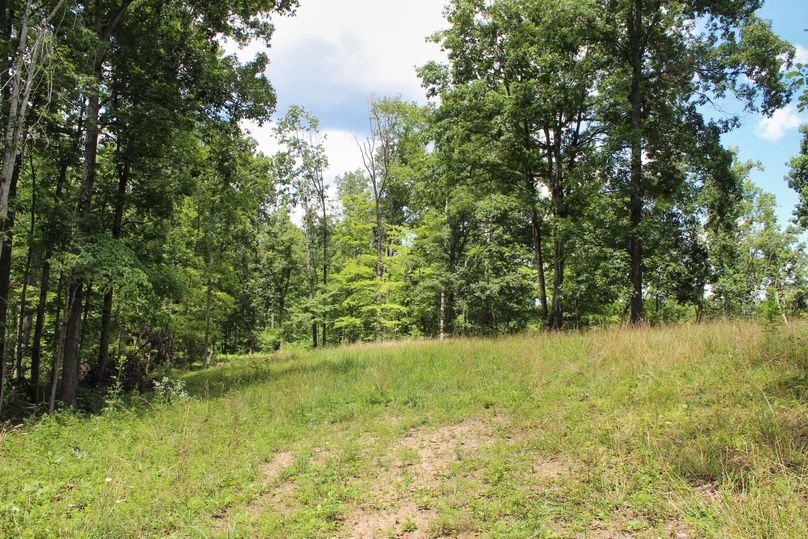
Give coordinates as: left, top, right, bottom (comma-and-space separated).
665, 521, 694, 538
261, 451, 294, 482
529, 459, 570, 481
341, 418, 497, 538
693, 481, 721, 503
251, 450, 297, 514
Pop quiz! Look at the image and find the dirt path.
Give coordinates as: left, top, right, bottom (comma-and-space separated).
341, 418, 496, 538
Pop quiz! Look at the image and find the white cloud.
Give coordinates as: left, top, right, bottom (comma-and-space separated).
795, 44, 808, 65
223, 0, 448, 138
755, 105, 803, 142
321, 129, 366, 178
265, 0, 447, 101
243, 120, 362, 225
242, 120, 365, 179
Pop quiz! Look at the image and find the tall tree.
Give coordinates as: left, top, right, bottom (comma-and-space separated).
358, 98, 424, 339
274, 106, 329, 347
596, 0, 793, 323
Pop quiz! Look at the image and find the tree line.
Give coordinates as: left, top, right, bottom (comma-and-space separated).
0, 0, 806, 415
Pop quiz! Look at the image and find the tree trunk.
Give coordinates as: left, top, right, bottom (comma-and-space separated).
774, 287, 789, 326
30, 258, 48, 401
203, 275, 212, 368
59, 281, 84, 407
0, 153, 21, 416
628, 0, 644, 325
13, 242, 34, 382
96, 156, 128, 383
48, 274, 65, 413
59, 0, 132, 407
114, 302, 126, 374
321, 199, 328, 346
0, 0, 66, 243
551, 233, 565, 329
79, 283, 92, 351
550, 136, 566, 330
302, 201, 317, 348
722, 290, 731, 318
530, 207, 548, 321
61, 65, 100, 406
0, 0, 33, 233
30, 161, 66, 401
439, 288, 445, 340
374, 198, 383, 338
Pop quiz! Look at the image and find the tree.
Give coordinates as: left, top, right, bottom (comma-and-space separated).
55, 0, 296, 406
738, 182, 807, 323
358, 97, 425, 339
274, 106, 329, 347
595, 0, 793, 323
787, 125, 808, 229
423, 0, 605, 329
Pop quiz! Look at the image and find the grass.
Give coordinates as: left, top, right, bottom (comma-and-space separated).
1, 321, 807, 538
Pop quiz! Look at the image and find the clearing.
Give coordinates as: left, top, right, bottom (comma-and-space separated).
1, 322, 807, 538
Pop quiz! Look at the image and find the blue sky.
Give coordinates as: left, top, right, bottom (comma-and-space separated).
720, 0, 808, 229
235, 0, 807, 228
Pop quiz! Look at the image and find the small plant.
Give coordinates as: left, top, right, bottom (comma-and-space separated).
402, 516, 417, 532
103, 354, 128, 413
152, 376, 191, 404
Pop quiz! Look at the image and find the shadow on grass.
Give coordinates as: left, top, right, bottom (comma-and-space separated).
180, 354, 362, 399
769, 372, 808, 404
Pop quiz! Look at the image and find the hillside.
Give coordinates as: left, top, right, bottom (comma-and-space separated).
1, 322, 807, 538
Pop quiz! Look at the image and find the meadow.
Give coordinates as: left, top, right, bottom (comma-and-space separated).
1, 321, 806, 538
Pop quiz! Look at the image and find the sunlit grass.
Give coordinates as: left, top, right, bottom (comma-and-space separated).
1, 321, 806, 537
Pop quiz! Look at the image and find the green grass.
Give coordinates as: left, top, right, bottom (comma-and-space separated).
1, 322, 807, 538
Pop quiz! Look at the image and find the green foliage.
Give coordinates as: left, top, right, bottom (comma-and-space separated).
787, 125, 808, 229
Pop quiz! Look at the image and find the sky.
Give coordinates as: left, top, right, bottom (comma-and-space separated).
232, 0, 808, 228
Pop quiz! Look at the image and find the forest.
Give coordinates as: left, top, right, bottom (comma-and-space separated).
0, 0, 805, 418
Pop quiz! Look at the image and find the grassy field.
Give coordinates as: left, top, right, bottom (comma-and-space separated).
1, 322, 807, 538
